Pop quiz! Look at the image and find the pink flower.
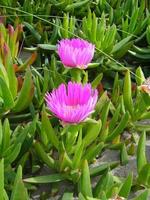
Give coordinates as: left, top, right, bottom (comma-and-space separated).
57, 38, 95, 69
45, 82, 98, 124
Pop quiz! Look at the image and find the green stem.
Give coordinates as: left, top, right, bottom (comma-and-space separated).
70, 68, 82, 82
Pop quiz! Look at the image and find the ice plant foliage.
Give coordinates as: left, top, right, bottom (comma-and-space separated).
45, 82, 98, 124
57, 38, 95, 69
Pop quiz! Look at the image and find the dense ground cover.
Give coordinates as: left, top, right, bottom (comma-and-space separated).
0, 0, 150, 199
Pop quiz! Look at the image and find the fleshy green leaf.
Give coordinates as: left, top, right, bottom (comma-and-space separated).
0, 159, 4, 200
91, 73, 103, 89
13, 68, 34, 112
120, 144, 128, 165
137, 164, 150, 186
106, 112, 129, 142
62, 193, 73, 200
83, 120, 101, 147
123, 70, 133, 115
93, 171, 114, 198
135, 67, 145, 85
10, 166, 28, 200
24, 174, 65, 183
78, 160, 92, 197
0, 77, 14, 110
112, 35, 132, 54
34, 142, 55, 169
65, 0, 90, 11
2, 118, 10, 153
131, 190, 149, 200
41, 111, 59, 149
119, 172, 133, 198
137, 132, 147, 173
